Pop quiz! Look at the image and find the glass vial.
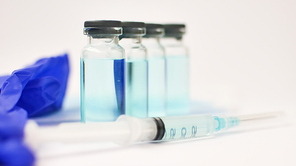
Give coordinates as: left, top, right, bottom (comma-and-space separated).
142, 24, 166, 117
161, 24, 189, 116
120, 22, 148, 118
81, 20, 125, 122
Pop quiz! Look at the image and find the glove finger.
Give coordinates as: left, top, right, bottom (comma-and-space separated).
0, 75, 23, 112
0, 139, 35, 166
33, 53, 69, 109
0, 106, 27, 140
0, 75, 9, 86
16, 77, 60, 117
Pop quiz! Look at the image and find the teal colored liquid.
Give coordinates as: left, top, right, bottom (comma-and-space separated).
126, 60, 148, 118
160, 115, 214, 141
165, 56, 189, 116
148, 57, 166, 117
80, 58, 125, 122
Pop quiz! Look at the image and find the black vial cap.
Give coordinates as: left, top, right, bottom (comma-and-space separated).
143, 23, 164, 38
121, 22, 146, 38
83, 20, 122, 36
163, 24, 186, 38
84, 20, 121, 27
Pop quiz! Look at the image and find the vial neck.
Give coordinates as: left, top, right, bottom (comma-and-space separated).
161, 37, 183, 46
87, 36, 119, 45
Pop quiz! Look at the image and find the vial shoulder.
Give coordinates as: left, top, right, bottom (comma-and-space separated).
164, 45, 188, 57
121, 43, 147, 61
144, 44, 165, 59
81, 44, 124, 59
120, 43, 146, 51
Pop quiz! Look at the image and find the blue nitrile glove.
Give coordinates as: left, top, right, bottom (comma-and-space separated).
0, 54, 69, 165
0, 106, 27, 141
0, 107, 35, 166
0, 139, 35, 166
0, 53, 69, 117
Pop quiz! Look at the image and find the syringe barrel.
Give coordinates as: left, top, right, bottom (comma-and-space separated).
146, 114, 240, 142
114, 115, 220, 144
25, 114, 241, 148
155, 114, 216, 141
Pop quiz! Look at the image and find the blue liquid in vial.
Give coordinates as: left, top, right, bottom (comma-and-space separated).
148, 57, 166, 117
80, 58, 125, 122
165, 56, 189, 116
126, 60, 148, 118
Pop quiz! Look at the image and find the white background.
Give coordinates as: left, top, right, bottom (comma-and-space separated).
0, 0, 295, 165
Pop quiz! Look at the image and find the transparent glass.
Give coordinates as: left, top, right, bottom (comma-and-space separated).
161, 37, 189, 116
142, 37, 166, 117
120, 36, 148, 118
160, 114, 215, 141
81, 35, 125, 122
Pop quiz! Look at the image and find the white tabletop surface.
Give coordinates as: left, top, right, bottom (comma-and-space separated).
1, 1, 295, 166
31, 98, 296, 166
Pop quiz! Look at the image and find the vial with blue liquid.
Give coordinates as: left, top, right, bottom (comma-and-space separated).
81, 20, 125, 122
142, 24, 166, 117
120, 22, 148, 118
161, 24, 189, 116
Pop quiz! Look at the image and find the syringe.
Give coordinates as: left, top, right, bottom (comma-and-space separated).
25, 112, 283, 148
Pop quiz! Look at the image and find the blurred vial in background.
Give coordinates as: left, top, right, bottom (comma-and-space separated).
142, 24, 166, 117
161, 24, 189, 116
81, 20, 125, 122
120, 22, 148, 118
